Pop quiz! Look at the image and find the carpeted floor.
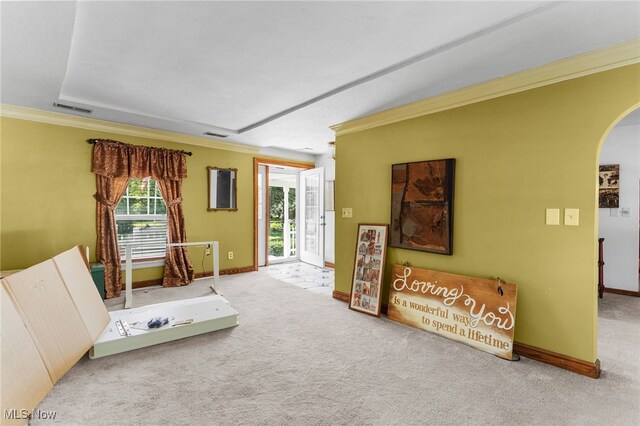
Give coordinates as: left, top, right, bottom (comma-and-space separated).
32, 271, 639, 425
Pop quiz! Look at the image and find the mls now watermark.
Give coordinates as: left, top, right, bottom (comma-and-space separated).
4, 408, 57, 420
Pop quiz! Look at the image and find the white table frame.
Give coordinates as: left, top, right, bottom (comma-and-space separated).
123, 241, 219, 309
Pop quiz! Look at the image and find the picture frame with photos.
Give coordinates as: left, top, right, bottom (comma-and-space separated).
349, 223, 389, 317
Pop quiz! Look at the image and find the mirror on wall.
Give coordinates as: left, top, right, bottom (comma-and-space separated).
208, 167, 237, 211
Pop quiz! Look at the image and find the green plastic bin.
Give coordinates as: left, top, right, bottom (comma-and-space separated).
90, 262, 105, 299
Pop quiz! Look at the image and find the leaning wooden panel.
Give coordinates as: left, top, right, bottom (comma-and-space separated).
387, 265, 517, 360
3, 260, 93, 383
53, 246, 110, 341
1, 284, 54, 425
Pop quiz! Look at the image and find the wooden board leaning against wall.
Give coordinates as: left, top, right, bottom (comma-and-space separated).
387, 264, 517, 360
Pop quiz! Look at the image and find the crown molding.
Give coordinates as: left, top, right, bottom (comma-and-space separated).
0, 104, 260, 154
331, 39, 640, 137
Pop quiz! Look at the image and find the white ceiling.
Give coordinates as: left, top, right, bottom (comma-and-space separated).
2, 1, 639, 155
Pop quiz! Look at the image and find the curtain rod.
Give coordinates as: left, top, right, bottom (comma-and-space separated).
86, 139, 193, 156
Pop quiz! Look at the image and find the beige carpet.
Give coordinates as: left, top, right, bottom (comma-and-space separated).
32, 272, 639, 425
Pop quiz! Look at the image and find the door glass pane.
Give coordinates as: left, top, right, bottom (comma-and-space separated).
258, 173, 264, 220
288, 187, 296, 257
304, 174, 319, 255
269, 186, 284, 258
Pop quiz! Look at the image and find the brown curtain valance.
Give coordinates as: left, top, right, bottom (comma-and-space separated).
91, 139, 187, 180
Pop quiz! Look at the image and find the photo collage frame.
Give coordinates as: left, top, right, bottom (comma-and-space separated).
349, 224, 389, 317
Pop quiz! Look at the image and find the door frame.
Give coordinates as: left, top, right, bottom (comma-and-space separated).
267, 169, 299, 264
253, 158, 314, 270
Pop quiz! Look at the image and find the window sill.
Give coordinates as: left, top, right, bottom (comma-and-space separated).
120, 258, 166, 270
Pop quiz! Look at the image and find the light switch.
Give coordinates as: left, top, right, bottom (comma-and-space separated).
564, 208, 579, 226
546, 209, 560, 225
610, 208, 619, 217
342, 207, 353, 218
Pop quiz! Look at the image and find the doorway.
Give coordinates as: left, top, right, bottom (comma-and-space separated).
597, 107, 640, 296
268, 170, 298, 263
254, 158, 325, 269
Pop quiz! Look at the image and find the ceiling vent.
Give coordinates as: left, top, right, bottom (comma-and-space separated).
203, 132, 228, 138
53, 102, 92, 114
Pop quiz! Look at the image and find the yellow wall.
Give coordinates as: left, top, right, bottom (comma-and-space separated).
0, 118, 264, 282
335, 64, 640, 362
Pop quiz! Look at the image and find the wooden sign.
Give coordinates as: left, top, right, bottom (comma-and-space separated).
387, 265, 517, 360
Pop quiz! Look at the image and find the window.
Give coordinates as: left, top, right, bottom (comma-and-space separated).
115, 178, 167, 260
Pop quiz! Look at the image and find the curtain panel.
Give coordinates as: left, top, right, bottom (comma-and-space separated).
91, 139, 194, 298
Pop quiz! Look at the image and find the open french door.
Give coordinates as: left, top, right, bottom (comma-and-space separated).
257, 165, 267, 266
299, 167, 325, 267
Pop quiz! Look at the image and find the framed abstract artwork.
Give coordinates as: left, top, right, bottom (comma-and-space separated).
349, 224, 388, 317
390, 159, 455, 255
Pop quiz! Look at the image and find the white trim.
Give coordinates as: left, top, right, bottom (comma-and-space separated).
331, 39, 640, 137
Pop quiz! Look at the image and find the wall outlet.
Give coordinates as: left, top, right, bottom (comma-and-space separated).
205, 246, 211, 255
228, 251, 234, 260
342, 207, 353, 218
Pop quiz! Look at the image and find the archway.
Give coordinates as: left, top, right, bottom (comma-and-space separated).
597, 107, 640, 297
594, 104, 640, 378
